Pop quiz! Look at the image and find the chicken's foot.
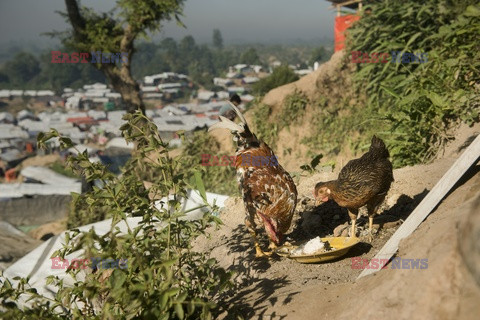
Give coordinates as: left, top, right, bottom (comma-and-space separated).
250, 230, 269, 257
246, 218, 271, 258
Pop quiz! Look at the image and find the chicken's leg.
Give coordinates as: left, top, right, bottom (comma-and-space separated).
367, 201, 385, 242
367, 198, 384, 242
368, 215, 374, 242
348, 209, 358, 238
245, 217, 270, 257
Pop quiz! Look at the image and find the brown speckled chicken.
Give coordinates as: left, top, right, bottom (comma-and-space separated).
314, 135, 393, 240
209, 100, 298, 257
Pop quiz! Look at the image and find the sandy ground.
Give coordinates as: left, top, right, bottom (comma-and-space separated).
194, 126, 480, 319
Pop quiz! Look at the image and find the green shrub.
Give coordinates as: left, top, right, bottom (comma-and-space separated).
346, 0, 480, 167
0, 111, 234, 319
49, 161, 79, 178
279, 90, 309, 130
252, 65, 299, 96
251, 103, 278, 148
181, 130, 238, 196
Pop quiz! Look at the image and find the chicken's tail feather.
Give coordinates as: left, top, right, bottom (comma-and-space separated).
208, 115, 245, 133
208, 98, 252, 136
228, 100, 248, 125
370, 135, 390, 158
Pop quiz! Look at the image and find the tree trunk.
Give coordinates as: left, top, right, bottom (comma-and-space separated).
103, 65, 145, 115
64, 0, 145, 115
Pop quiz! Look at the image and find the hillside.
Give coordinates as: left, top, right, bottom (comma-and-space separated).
195, 122, 480, 320
251, 51, 354, 172
211, 50, 357, 173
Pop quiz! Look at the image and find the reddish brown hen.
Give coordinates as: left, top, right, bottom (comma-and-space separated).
314, 135, 394, 240
209, 99, 298, 257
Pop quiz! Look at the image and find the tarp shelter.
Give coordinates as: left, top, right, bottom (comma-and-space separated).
0, 182, 81, 198
325, 0, 362, 52
21, 166, 79, 186
0, 166, 82, 198
105, 137, 134, 150
334, 14, 361, 52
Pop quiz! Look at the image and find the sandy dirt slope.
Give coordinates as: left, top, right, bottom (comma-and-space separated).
194, 125, 480, 319
209, 51, 351, 173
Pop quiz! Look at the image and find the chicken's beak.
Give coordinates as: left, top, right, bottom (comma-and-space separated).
315, 198, 322, 206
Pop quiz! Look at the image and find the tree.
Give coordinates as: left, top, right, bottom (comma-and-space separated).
58, 0, 186, 114
240, 47, 261, 65
39, 50, 106, 93
309, 46, 326, 65
252, 65, 299, 96
0, 72, 9, 84
180, 35, 197, 55
212, 29, 223, 49
3, 52, 41, 86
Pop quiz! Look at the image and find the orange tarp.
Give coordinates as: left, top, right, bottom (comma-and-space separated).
334, 14, 360, 52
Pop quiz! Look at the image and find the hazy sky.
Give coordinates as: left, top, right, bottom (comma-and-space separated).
0, 0, 335, 45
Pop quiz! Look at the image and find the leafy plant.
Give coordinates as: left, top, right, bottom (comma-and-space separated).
252, 65, 299, 97
279, 90, 309, 130
180, 130, 238, 196
0, 111, 234, 319
251, 103, 278, 148
346, 0, 480, 167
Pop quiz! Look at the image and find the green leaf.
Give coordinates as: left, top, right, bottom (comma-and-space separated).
159, 292, 169, 309
167, 288, 180, 297
426, 92, 447, 107
464, 5, 480, 17
111, 270, 127, 290
380, 85, 401, 99
194, 170, 207, 202
175, 303, 184, 319
187, 301, 195, 316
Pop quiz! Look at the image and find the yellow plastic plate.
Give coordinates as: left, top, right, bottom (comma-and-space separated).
276, 237, 360, 263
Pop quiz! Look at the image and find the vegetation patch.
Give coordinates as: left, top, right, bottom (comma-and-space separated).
252, 65, 299, 97
251, 103, 278, 148
279, 90, 309, 130
1, 112, 234, 319
346, 0, 480, 167
180, 130, 238, 196
254, 0, 480, 169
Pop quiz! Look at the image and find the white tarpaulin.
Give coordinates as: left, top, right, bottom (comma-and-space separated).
0, 183, 82, 198
21, 166, 80, 186
0, 166, 82, 198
